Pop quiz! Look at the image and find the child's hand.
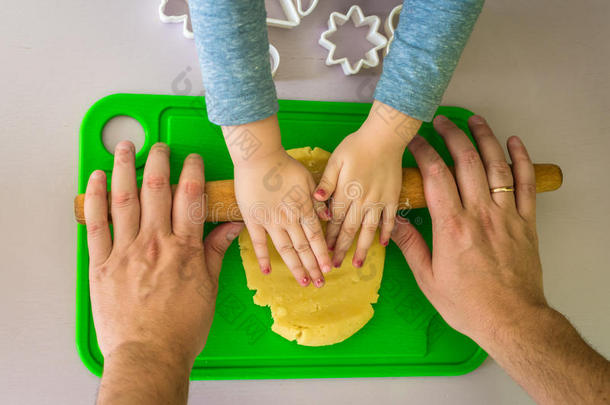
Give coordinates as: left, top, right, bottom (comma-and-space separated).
234, 149, 332, 287
314, 101, 421, 268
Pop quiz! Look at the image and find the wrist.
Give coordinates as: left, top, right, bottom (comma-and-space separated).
222, 114, 284, 166
473, 303, 555, 353
105, 341, 194, 376
362, 100, 422, 149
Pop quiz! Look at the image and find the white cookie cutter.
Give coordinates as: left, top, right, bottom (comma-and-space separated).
267, 0, 319, 28
159, 0, 193, 39
269, 44, 280, 77
318, 5, 388, 76
384, 5, 402, 57
266, 0, 300, 28
158, 0, 281, 77
295, 0, 319, 17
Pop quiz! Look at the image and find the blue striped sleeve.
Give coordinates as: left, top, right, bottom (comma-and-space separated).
374, 0, 485, 122
190, 0, 278, 126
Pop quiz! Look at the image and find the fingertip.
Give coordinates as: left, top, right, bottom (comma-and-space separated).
468, 114, 487, 126
507, 135, 522, 147
314, 188, 329, 201
90, 170, 106, 182
434, 114, 449, 125
225, 222, 245, 242
115, 140, 135, 154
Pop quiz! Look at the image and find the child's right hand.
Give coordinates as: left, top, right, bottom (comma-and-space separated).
232, 143, 332, 288
234, 149, 331, 287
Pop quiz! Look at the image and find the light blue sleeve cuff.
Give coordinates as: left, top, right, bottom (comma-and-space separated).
374, 0, 484, 122
190, 0, 278, 126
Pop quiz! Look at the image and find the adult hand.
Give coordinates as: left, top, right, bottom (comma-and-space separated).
315, 100, 421, 269
391, 115, 546, 344
85, 142, 243, 404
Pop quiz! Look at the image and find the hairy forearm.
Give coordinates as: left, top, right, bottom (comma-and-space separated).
97, 342, 193, 405
479, 305, 610, 404
221, 114, 283, 166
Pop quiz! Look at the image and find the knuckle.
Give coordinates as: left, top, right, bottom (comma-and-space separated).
517, 182, 537, 195
293, 243, 312, 254
423, 157, 448, 179
394, 225, 419, 251
439, 212, 464, 236
206, 240, 227, 257
86, 220, 108, 238
251, 238, 268, 250
86, 187, 107, 199
306, 226, 324, 243
341, 226, 358, 239
458, 149, 481, 166
362, 222, 379, 234
278, 244, 295, 256
487, 160, 512, 179
144, 236, 162, 261
181, 180, 203, 198
144, 174, 168, 191
111, 191, 137, 209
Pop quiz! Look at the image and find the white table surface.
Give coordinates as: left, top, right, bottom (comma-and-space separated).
1, 0, 608, 403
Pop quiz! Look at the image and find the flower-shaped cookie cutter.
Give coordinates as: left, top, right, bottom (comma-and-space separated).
318, 5, 388, 75
158, 0, 280, 77
384, 5, 402, 56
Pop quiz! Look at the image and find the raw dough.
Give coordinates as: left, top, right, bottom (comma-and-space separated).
238, 147, 386, 346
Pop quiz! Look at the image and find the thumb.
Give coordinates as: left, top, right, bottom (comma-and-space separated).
391, 216, 433, 292
314, 158, 341, 202
204, 222, 245, 281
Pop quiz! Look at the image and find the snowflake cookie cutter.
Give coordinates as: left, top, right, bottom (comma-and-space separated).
384, 5, 402, 57
318, 5, 388, 76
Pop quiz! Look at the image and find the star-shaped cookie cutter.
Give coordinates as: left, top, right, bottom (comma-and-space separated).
318, 5, 388, 76
384, 5, 402, 57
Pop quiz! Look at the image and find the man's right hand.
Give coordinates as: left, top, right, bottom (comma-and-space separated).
391, 114, 546, 343
392, 115, 610, 404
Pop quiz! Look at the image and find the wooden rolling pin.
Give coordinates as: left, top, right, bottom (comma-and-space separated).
74, 164, 562, 225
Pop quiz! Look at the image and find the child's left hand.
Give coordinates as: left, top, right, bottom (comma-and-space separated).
314, 101, 421, 268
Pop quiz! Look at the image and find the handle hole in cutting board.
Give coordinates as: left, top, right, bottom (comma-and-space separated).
102, 115, 145, 154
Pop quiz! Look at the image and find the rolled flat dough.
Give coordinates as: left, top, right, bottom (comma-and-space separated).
238, 147, 386, 346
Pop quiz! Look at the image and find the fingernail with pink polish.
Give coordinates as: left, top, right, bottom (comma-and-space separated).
314, 278, 325, 288
316, 189, 326, 198
381, 239, 389, 247
353, 259, 363, 268
301, 276, 310, 286
262, 266, 271, 275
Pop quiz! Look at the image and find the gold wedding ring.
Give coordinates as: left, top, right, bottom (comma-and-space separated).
490, 186, 515, 193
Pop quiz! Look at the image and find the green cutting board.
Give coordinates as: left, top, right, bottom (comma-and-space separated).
76, 94, 487, 379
